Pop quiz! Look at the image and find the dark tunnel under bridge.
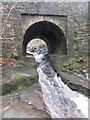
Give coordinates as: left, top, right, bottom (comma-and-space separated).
23, 21, 67, 56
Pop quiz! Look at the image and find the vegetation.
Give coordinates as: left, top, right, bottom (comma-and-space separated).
1, 56, 37, 95
15, 59, 35, 68
15, 60, 29, 67
1, 75, 38, 95
71, 14, 81, 55
55, 56, 88, 73
73, 23, 80, 52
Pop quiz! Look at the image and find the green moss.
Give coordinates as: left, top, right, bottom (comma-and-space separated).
72, 16, 81, 53
16, 85, 27, 92
15, 59, 35, 69
15, 60, 28, 67
88, 74, 90, 78
12, 75, 38, 87
1, 83, 16, 95
54, 56, 87, 72
1, 75, 38, 95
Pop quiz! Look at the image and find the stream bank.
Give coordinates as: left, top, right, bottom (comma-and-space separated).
1, 56, 90, 97
1, 56, 90, 118
1, 84, 51, 118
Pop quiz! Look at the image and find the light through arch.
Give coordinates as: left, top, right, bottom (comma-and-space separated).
26, 38, 48, 54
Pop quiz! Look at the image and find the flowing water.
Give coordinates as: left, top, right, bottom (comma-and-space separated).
26, 47, 88, 118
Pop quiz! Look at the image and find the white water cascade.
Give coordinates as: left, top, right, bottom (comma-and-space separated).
26, 49, 88, 118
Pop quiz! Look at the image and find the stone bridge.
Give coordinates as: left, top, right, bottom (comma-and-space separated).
1, 2, 89, 61
23, 16, 67, 55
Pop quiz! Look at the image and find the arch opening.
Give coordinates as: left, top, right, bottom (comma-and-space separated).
23, 21, 67, 56
26, 38, 48, 54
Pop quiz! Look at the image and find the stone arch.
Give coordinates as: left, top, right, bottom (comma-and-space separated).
22, 21, 67, 55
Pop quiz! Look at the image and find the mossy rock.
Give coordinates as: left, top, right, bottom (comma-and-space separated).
1, 83, 16, 95
12, 75, 38, 90
54, 56, 87, 73
15, 59, 35, 68
1, 75, 38, 95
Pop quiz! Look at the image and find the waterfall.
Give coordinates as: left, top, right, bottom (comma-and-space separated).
26, 48, 88, 118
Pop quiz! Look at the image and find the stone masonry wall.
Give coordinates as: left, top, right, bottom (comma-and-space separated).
0, 2, 89, 58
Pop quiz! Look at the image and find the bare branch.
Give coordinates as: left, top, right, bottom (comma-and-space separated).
0, 2, 19, 39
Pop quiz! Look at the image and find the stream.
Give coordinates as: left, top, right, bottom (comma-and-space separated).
26, 47, 88, 118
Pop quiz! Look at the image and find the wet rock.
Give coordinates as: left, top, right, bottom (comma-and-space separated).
23, 99, 32, 105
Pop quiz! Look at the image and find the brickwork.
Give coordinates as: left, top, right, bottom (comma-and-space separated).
0, 2, 89, 57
